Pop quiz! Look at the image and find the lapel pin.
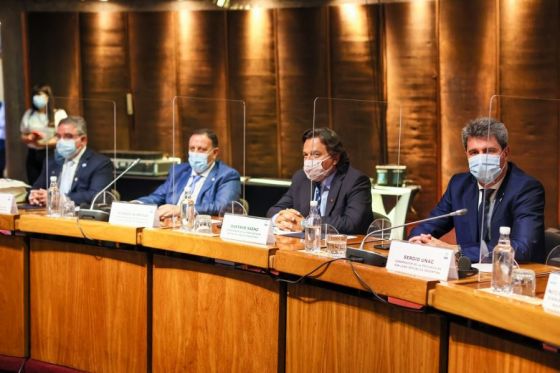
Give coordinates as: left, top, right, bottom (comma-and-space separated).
82, 163, 87, 168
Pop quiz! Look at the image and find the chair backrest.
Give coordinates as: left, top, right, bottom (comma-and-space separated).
544, 227, 560, 265
371, 186, 412, 240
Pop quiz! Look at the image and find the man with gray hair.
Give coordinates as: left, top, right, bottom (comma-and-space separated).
409, 117, 545, 262
29, 115, 113, 206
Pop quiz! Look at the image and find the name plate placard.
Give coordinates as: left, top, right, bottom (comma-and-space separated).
220, 214, 274, 246
543, 272, 560, 315
109, 202, 159, 228
387, 240, 457, 281
0, 193, 17, 214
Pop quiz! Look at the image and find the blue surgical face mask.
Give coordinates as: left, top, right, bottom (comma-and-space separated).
468, 153, 502, 184
189, 151, 211, 174
56, 139, 77, 160
33, 94, 48, 110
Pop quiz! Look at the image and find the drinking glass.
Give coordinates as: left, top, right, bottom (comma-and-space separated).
194, 214, 213, 234
511, 268, 536, 297
325, 234, 347, 258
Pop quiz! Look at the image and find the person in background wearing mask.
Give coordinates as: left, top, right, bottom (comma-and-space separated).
267, 127, 373, 235
136, 128, 241, 220
20, 84, 68, 184
409, 117, 545, 262
28, 116, 113, 206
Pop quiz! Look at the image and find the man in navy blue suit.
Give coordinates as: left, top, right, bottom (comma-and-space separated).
409, 117, 545, 262
137, 128, 240, 220
28, 116, 113, 206
267, 127, 373, 235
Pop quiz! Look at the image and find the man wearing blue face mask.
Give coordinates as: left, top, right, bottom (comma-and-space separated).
136, 128, 241, 220
28, 116, 113, 206
409, 117, 545, 262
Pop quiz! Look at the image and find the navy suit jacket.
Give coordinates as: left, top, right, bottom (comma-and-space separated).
266, 165, 374, 235
137, 161, 241, 216
409, 162, 545, 262
32, 147, 114, 206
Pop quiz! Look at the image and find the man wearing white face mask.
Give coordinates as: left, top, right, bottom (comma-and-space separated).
267, 127, 373, 235
136, 128, 241, 220
28, 116, 113, 206
409, 117, 545, 262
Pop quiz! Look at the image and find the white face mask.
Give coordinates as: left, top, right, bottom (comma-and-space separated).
468, 153, 502, 184
303, 156, 333, 182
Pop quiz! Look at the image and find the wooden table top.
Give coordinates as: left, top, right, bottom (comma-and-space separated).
429, 263, 560, 346
141, 227, 276, 268
272, 238, 437, 305
17, 212, 140, 245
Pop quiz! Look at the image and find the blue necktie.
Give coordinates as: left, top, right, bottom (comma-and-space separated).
478, 189, 494, 242
186, 174, 202, 194
313, 183, 321, 205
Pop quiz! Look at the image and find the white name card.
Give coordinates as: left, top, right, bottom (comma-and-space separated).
220, 214, 274, 246
543, 272, 560, 315
109, 202, 159, 228
0, 193, 17, 214
387, 240, 457, 281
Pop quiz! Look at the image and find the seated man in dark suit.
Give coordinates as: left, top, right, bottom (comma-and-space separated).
409, 117, 545, 262
136, 128, 240, 220
267, 127, 373, 235
28, 115, 113, 206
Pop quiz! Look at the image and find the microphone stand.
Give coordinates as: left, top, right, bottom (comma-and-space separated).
78, 158, 141, 221
346, 208, 468, 267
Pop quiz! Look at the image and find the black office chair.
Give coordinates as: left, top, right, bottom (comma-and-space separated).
544, 227, 560, 266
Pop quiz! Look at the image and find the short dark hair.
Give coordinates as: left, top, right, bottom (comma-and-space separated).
302, 127, 349, 171
192, 128, 219, 148
461, 117, 508, 150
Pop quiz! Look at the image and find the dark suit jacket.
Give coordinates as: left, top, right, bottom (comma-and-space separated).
267, 165, 373, 234
32, 147, 114, 206
137, 161, 241, 216
409, 162, 545, 262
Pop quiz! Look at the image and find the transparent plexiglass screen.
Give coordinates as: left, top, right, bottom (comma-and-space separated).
312, 97, 404, 240
477, 95, 558, 268
172, 96, 246, 227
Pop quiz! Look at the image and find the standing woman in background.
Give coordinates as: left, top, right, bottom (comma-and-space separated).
20, 84, 67, 184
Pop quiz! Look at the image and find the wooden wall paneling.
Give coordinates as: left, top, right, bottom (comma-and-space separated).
498, 0, 560, 227
0, 235, 27, 357
27, 12, 81, 109
328, 4, 385, 176
1, 2, 31, 182
439, 0, 497, 192
275, 7, 329, 178
30, 239, 147, 372
385, 1, 438, 219
227, 10, 279, 177
80, 12, 131, 151
286, 284, 442, 372
175, 10, 231, 164
448, 323, 560, 373
128, 12, 177, 154
152, 255, 280, 372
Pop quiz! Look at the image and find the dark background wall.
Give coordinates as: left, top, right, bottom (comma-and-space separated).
2, 0, 560, 227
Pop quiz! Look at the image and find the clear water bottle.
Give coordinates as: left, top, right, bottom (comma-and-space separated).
180, 190, 196, 231
491, 226, 514, 293
47, 175, 61, 216
304, 200, 322, 252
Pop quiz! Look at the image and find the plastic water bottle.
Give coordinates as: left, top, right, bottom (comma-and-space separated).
47, 176, 61, 216
491, 226, 514, 293
304, 200, 322, 252
180, 190, 196, 231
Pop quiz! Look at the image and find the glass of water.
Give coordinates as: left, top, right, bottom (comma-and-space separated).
511, 268, 536, 297
194, 214, 213, 234
325, 234, 347, 258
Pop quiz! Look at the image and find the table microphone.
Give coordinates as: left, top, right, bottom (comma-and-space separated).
78, 158, 141, 221
346, 208, 468, 267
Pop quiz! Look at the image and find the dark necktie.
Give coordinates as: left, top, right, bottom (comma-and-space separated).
478, 189, 494, 242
